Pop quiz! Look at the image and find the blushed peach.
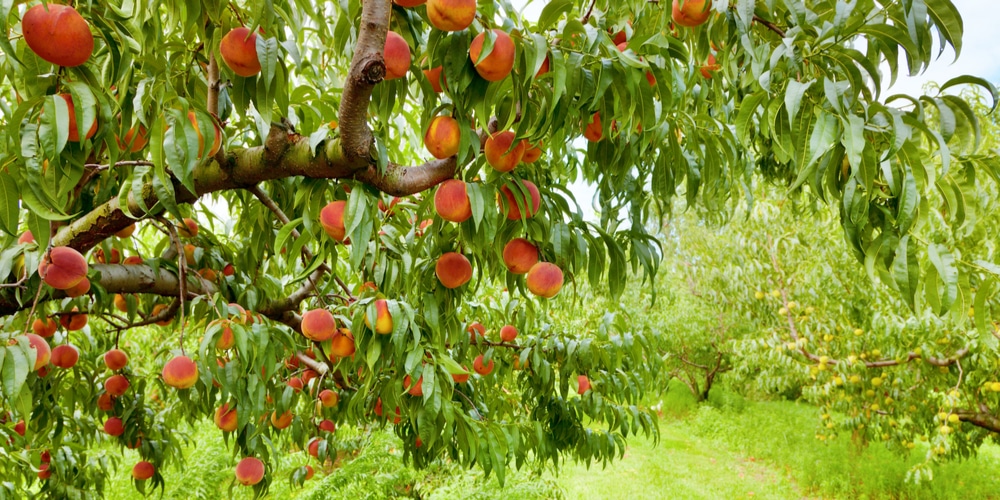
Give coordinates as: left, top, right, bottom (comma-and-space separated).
220, 27, 261, 77
473, 354, 494, 375
320, 200, 347, 242
424, 115, 461, 159
51, 344, 79, 368
27, 334, 51, 371
365, 299, 393, 334
469, 30, 516, 82
235, 457, 265, 486
383, 31, 411, 80
499, 180, 541, 220
502, 238, 539, 274
500, 325, 518, 342
526, 262, 564, 298
435, 252, 472, 289
38, 246, 88, 290
162, 355, 198, 389
215, 403, 238, 432
434, 179, 472, 223
427, 0, 476, 32
22, 4, 93, 67
301, 309, 337, 342
484, 131, 525, 172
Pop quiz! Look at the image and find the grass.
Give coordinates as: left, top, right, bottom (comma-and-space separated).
100, 382, 1000, 499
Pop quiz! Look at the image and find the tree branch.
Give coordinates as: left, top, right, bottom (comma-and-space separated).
753, 14, 786, 38
338, 0, 391, 167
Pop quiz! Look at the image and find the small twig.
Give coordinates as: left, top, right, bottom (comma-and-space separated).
753, 14, 786, 38
157, 217, 187, 354
454, 389, 484, 421
83, 160, 155, 171
0, 274, 28, 288
580, 0, 597, 24
296, 351, 329, 376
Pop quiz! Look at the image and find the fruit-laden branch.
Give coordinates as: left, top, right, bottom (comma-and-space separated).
0, 264, 216, 317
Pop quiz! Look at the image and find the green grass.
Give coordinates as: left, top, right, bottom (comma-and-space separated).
100, 383, 1000, 499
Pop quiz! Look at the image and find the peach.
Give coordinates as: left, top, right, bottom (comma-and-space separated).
93, 247, 121, 264
270, 410, 293, 429
213, 320, 235, 350
56, 94, 98, 142
502, 238, 539, 274
105, 374, 130, 396
308, 438, 325, 458
672, 0, 712, 27
329, 328, 356, 358
199, 267, 218, 281
404, 374, 423, 396
177, 217, 199, 238
424, 115, 461, 159
186, 111, 222, 157
424, 66, 445, 93
14, 420, 25, 436
320, 200, 347, 242
452, 367, 470, 384
365, 299, 393, 334
500, 325, 518, 342
434, 179, 472, 223
435, 252, 472, 289
526, 262, 564, 298
132, 461, 155, 480
469, 30, 515, 82
235, 457, 265, 486
183, 244, 197, 266
18, 231, 35, 245
32, 318, 57, 338
583, 112, 603, 141
521, 141, 543, 163
468, 322, 486, 343
578, 375, 591, 394
38, 463, 51, 480
473, 354, 494, 376
116, 125, 148, 153
162, 355, 198, 389
484, 131, 525, 172
499, 180, 541, 220
123, 255, 144, 265
51, 344, 79, 368
301, 309, 337, 342
103, 417, 124, 436
302, 369, 318, 385
319, 389, 339, 408
22, 4, 93, 67
303, 465, 315, 480
427, 0, 476, 32
115, 223, 137, 238
64, 277, 90, 298
150, 304, 172, 326
394, 0, 426, 6
215, 403, 238, 432
97, 392, 114, 411
223, 263, 235, 276
535, 56, 550, 78
220, 27, 261, 77
27, 334, 51, 371
383, 31, 411, 80
104, 349, 128, 370
700, 53, 720, 78
287, 377, 304, 392
38, 246, 88, 290
319, 419, 336, 433
59, 307, 88, 331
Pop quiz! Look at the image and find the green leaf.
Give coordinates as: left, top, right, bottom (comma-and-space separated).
925, 0, 964, 60
891, 235, 919, 309
0, 171, 18, 236
940, 75, 998, 110
927, 244, 957, 314
784, 80, 813, 123
537, 0, 574, 31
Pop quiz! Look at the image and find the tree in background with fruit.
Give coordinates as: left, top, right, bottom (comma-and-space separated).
0, 0, 997, 496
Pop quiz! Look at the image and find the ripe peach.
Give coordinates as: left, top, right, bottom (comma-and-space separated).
404, 374, 423, 396
499, 180, 541, 220
123, 256, 144, 265
672, 0, 712, 27
424, 66, 445, 93
162, 355, 198, 389
103, 417, 124, 436
59, 307, 88, 331
38, 246, 88, 290
51, 344, 79, 368
383, 31, 411, 80
22, 4, 94, 67
93, 247, 121, 264
55, 94, 98, 142
213, 320, 235, 350
502, 238, 539, 274
500, 325, 518, 342
319, 389, 339, 408
132, 461, 155, 480
365, 299, 393, 334
319, 419, 336, 433
104, 349, 128, 370
14, 420, 25, 436
303, 465, 315, 480
473, 354, 494, 376
301, 309, 337, 342
287, 377, 304, 392
535, 56, 550, 78
578, 375, 591, 394
700, 53, 720, 78
469, 30, 516, 82
222, 263, 235, 276
150, 304, 172, 326
177, 217, 199, 238
186, 111, 222, 157
308, 438, 325, 458
183, 244, 197, 266
320, 200, 347, 242
64, 277, 90, 298
394, 0, 426, 6
436, 252, 472, 289
526, 262, 564, 298
424, 115, 461, 159
452, 367, 470, 384
198, 267, 218, 281
115, 223, 137, 238
270, 410, 293, 429
235, 457, 265, 486
302, 369, 318, 385
26, 334, 51, 371
32, 318, 57, 338
18, 231, 35, 245
468, 322, 486, 343
427, 0, 476, 32
521, 141, 543, 163
484, 131, 525, 172
97, 392, 114, 411
220, 27, 261, 77
38, 463, 51, 480
215, 403, 238, 432
329, 328, 356, 358
583, 112, 603, 141
105, 374, 130, 396
116, 125, 148, 153
434, 179, 472, 223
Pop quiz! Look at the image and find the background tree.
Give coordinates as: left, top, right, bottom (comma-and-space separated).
0, 0, 997, 496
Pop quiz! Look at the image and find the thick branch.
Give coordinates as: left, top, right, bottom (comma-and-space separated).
338, 0, 392, 166
957, 406, 1000, 433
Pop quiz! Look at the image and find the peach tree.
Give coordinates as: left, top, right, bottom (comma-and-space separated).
0, 0, 997, 496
